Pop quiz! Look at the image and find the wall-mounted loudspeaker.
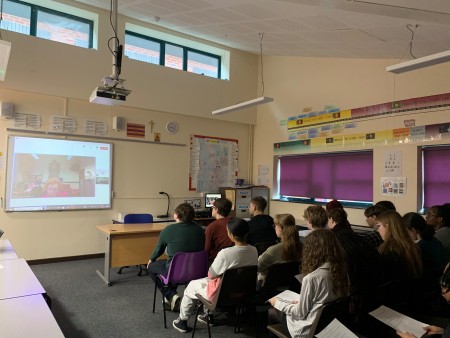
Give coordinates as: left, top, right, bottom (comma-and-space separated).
0, 102, 13, 119
112, 116, 124, 131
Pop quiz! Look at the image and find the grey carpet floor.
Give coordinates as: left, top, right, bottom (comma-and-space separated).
31, 258, 263, 338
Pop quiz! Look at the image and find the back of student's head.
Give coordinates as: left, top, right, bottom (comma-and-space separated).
402, 212, 434, 240
326, 199, 344, 212
227, 218, 249, 242
175, 203, 195, 223
327, 207, 348, 224
375, 200, 396, 211
364, 204, 387, 218
250, 196, 267, 212
213, 198, 232, 217
378, 210, 423, 278
302, 229, 348, 296
275, 213, 302, 261
303, 205, 328, 229
437, 205, 450, 227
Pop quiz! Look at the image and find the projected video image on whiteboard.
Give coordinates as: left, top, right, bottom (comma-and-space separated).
5, 136, 113, 211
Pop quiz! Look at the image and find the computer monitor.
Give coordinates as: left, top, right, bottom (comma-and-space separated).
205, 193, 221, 208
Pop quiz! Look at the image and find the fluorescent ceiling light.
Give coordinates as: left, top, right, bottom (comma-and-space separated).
386, 50, 450, 74
212, 96, 274, 115
0, 40, 11, 81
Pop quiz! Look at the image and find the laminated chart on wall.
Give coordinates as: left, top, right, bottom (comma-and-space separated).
51, 115, 77, 133
14, 112, 41, 129
189, 135, 239, 192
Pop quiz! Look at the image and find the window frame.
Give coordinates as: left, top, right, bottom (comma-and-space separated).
125, 30, 221, 79
421, 145, 450, 211
4, 0, 94, 49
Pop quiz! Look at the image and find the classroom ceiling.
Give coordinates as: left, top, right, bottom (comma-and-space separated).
75, 0, 450, 60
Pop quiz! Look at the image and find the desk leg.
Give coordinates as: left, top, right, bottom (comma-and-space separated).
96, 234, 111, 286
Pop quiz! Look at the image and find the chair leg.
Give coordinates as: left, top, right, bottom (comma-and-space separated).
137, 265, 148, 276
118, 266, 129, 274
162, 292, 167, 329
192, 303, 201, 338
152, 281, 158, 313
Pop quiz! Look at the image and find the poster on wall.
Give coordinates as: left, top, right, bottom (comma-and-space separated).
384, 150, 402, 176
381, 177, 407, 196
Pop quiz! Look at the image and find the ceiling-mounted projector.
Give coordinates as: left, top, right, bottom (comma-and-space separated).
90, 40, 131, 106
90, 76, 131, 106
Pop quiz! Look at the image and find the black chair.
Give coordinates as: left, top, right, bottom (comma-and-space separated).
258, 261, 301, 301
117, 213, 153, 276
267, 296, 351, 338
254, 241, 278, 256
192, 265, 258, 338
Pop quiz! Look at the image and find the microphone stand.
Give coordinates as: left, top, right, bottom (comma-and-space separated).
157, 191, 170, 218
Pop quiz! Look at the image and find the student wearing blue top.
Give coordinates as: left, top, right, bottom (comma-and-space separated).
147, 203, 205, 312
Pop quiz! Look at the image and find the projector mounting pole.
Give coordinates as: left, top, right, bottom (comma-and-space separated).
112, 0, 119, 79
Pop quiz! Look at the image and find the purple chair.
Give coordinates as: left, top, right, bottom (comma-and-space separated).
152, 250, 208, 328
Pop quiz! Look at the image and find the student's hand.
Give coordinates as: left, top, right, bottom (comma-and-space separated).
147, 259, 152, 269
396, 331, 416, 338
423, 326, 445, 335
268, 297, 276, 306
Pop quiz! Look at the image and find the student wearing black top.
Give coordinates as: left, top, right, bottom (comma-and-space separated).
246, 196, 277, 246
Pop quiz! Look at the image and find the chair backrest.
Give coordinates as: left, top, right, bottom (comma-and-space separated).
214, 265, 258, 309
123, 213, 153, 224
163, 250, 208, 285
307, 296, 350, 338
254, 241, 278, 256
260, 261, 301, 299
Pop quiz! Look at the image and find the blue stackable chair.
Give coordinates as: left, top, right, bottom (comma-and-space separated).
117, 213, 153, 276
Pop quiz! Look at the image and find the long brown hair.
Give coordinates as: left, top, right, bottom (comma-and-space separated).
378, 210, 423, 278
275, 213, 302, 261
302, 229, 349, 297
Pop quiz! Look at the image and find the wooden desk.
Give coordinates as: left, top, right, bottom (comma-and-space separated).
0, 258, 45, 300
0, 239, 19, 260
0, 294, 64, 337
96, 223, 169, 286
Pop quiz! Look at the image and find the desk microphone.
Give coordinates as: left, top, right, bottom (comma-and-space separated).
157, 191, 170, 218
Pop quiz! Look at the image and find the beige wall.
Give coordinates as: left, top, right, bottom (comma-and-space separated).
0, 2, 257, 259
253, 56, 450, 226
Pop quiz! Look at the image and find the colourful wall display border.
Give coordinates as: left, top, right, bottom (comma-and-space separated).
275, 122, 450, 153
287, 92, 450, 134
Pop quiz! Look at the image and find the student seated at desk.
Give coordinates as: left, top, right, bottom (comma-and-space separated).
147, 203, 205, 312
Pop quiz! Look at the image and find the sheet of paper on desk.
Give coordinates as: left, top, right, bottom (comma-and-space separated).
369, 305, 428, 338
274, 290, 299, 303
316, 318, 358, 338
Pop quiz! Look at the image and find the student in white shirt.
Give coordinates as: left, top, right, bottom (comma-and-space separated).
172, 218, 258, 333
267, 229, 349, 338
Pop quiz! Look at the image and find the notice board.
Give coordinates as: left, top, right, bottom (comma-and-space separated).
189, 135, 239, 192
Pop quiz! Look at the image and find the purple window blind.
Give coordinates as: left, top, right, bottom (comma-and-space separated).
423, 147, 450, 208
279, 151, 373, 201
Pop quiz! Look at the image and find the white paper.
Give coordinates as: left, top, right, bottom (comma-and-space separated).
274, 290, 299, 303
369, 306, 428, 338
316, 318, 358, 338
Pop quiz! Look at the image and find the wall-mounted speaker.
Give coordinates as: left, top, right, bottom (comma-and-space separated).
112, 116, 124, 131
0, 102, 13, 119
